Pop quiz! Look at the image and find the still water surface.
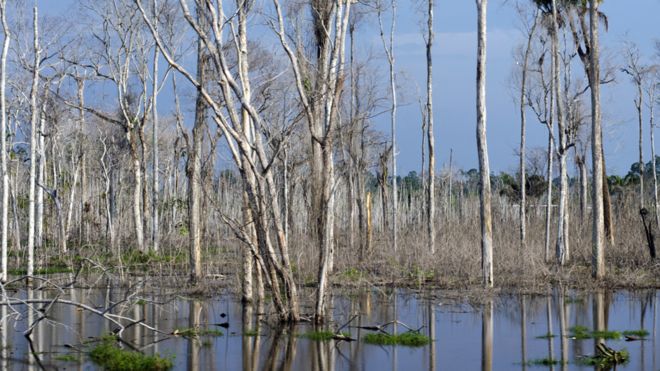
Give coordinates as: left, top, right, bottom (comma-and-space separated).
0, 288, 657, 370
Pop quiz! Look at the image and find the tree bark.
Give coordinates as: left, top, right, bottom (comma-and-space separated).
426, 0, 435, 254
0, 0, 9, 282
589, 0, 605, 278
552, 0, 569, 265
151, 0, 160, 252
519, 10, 538, 251
27, 5, 40, 277
476, 0, 493, 287
648, 80, 659, 232
188, 4, 207, 284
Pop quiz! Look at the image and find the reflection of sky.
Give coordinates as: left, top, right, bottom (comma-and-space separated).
37, 0, 660, 175
1, 289, 659, 369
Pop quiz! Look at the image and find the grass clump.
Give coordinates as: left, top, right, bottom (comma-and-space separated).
569, 325, 591, 340
363, 331, 430, 347
54, 354, 78, 363
525, 358, 560, 366
243, 329, 260, 337
568, 325, 620, 340
174, 328, 223, 337
89, 336, 173, 371
622, 329, 649, 338
535, 332, 555, 339
298, 330, 352, 341
591, 330, 621, 340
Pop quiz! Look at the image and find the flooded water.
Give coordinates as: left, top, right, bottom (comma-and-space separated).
0, 287, 658, 370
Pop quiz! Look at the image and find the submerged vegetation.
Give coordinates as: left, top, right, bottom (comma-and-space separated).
89, 336, 174, 371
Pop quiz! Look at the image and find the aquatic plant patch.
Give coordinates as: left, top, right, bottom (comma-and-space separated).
89, 336, 174, 371
363, 331, 431, 347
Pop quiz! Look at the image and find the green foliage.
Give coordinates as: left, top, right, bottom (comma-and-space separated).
363, 331, 430, 347
8, 266, 73, 275
591, 330, 621, 340
89, 336, 174, 371
569, 326, 620, 340
525, 357, 560, 366
54, 354, 79, 363
173, 328, 223, 337
535, 332, 556, 339
341, 268, 363, 281
121, 250, 181, 265
243, 329, 260, 337
569, 325, 591, 339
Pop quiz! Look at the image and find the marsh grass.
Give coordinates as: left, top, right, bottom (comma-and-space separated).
535, 332, 555, 339
89, 336, 174, 371
525, 357, 560, 366
54, 354, 78, 363
362, 331, 431, 347
243, 329, 260, 337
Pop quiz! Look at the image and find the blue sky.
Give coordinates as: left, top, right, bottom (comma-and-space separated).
38, 0, 660, 176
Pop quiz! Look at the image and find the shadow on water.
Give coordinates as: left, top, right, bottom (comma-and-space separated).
0, 287, 658, 370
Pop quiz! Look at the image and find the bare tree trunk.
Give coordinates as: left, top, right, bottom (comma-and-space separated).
27, 5, 40, 277
544, 76, 555, 263
36, 101, 46, 252
638, 82, 645, 209
0, 0, 8, 282
552, 0, 569, 265
519, 10, 538, 251
377, 0, 398, 253
476, 0, 493, 287
188, 6, 207, 283
426, 0, 435, 254
648, 81, 659, 231
151, 0, 160, 252
590, 0, 605, 278
578, 155, 588, 219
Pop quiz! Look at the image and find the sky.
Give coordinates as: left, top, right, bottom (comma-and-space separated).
37, 0, 660, 176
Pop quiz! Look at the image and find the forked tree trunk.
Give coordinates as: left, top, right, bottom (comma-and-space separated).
476, 0, 493, 287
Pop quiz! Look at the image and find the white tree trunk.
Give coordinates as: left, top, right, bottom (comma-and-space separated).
589, 0, 605, 278
27, 5, 40, 277
476, 0, 493, 287
552, 0, 569, 265
426, 0, 435, 254
151, 0, 160, 252
648, 81, 659, 231
36, 106, 45, 251
519, 10, 538, 250
0, 0, 9, 282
